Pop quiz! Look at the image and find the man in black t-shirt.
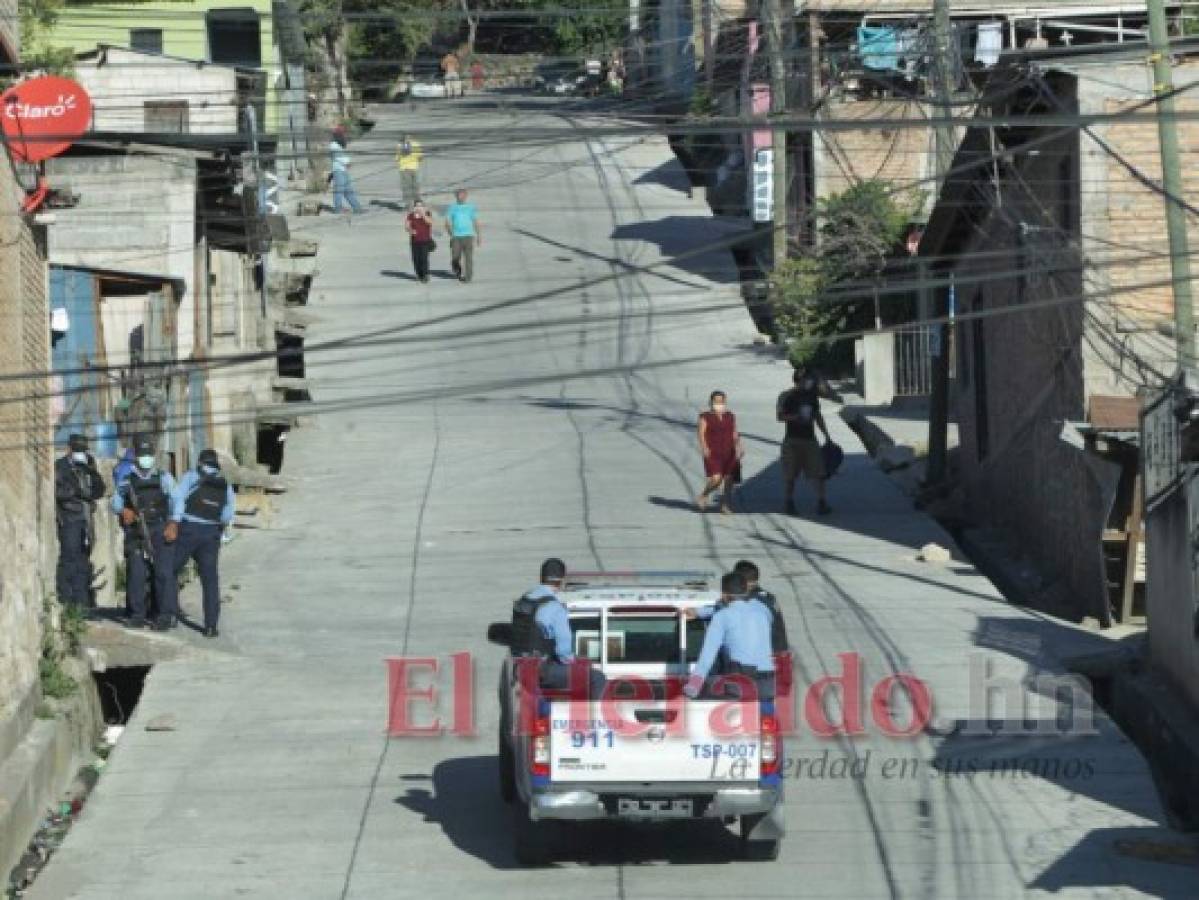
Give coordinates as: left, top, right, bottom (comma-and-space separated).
777, 367, 833, 515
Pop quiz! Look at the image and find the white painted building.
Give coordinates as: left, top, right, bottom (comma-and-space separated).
73, 45, 247, 135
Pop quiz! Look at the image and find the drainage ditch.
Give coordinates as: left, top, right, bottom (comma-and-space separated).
5, 666, 151, 897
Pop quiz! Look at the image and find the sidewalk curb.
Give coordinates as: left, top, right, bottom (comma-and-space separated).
841, 407, 892, 452
1111, 666, 1199, 831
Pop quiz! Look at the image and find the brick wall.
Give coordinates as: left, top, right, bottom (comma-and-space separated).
815, 99, 934, 203
1090, 98, 1199, 331
0, 156, 53, 726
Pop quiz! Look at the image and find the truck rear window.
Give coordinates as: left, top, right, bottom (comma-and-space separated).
569, 612, 709, 665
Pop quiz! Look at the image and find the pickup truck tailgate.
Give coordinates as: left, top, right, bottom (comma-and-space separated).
549, 700, 761, 782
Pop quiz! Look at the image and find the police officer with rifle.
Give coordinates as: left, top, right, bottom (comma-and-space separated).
112, 436, 177, 630
168, 448, 235, 638
54, 433, 106, 607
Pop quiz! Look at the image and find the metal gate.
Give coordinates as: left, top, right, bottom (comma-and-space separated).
894, 325, 935, 397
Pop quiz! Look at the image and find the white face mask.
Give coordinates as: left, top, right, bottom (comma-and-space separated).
137, 455, 156, 470
201, 464, 219, 476
711, 403, 726, 413
71, 451, 88, 464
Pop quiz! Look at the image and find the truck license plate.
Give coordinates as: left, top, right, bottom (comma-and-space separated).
617, 798, 693, 819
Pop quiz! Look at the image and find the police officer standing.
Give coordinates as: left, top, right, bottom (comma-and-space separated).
684, 572, 776, 700
168, 448, 234, 638
112, 436, 177, 630
54, 433, 106, 607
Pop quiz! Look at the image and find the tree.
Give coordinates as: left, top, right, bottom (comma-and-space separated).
13, 0, 74, 77
459, 0, 479, 52
770, 181, 920, 369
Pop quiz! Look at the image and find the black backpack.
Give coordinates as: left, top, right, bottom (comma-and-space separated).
756, 590, 791, 653
510, 592, 559, 657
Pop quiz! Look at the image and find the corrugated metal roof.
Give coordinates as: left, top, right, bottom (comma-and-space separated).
796, 1, 1174, 14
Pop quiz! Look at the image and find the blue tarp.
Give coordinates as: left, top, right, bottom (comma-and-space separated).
50, 266, 102, 446
858, 26, 900, 72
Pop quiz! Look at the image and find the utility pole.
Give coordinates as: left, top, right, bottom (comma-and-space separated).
926, 0, 956, 486
1147, 0, 1195, 366
246, 104, 269, 320
764, 0, 788, 274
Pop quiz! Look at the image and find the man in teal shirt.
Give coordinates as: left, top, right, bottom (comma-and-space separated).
444, 188, 482, 282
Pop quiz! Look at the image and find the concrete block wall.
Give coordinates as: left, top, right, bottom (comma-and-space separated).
75, 49, 240, 134
46, 154, 198, 355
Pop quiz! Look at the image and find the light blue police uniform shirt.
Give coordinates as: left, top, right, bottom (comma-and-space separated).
111, 468, 176, 515
446, 202, 478, 238
529, 585, 574, 662
692, 598, 776, 680
171, 470, 236, 525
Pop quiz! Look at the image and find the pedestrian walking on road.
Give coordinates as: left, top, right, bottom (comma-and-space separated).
329, 125, 363, 216
445, 188, 481, 282
406, 199, 435, 283
696, 390, 742, 514
55, 433, 106, 607
112, 436, 178, 630
169, 448, 235, 638
777, 367, 835, 516
395, 134, 423, 206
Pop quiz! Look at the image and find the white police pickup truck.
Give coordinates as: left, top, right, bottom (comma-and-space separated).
487, 571, 787, 865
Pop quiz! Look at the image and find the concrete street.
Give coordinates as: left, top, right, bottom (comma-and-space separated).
28, 98, 1195, 898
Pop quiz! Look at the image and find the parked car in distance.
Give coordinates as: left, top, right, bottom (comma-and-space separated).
534, 61, 583, 95
410, 57, 446, 99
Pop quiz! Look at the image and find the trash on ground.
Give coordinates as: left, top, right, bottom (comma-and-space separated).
918, 543, 952, 564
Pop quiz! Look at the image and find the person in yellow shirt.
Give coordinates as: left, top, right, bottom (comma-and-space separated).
395, 134, 423, 206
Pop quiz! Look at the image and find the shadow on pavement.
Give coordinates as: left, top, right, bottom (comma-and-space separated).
633, 158, 693, 194
1030, 826, 1198, 898
394, 755, 746, 868
609, 217, 743, 284
649, 495, 699, 512
513, 228, 706, 290
380, 269, 417, 281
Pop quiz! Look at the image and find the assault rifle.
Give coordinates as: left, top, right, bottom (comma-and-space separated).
125, 480, 155, 567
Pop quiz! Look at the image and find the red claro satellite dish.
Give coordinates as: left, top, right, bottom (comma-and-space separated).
1, 75, 93, 164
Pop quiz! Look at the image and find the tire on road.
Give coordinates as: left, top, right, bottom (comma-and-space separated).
740, 813, 781, 862
498, 731, 516, 803
514, 806, 552, 866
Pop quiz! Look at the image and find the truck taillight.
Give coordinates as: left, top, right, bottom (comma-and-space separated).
531, 714, 550, 777
761, 713, 780, 775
